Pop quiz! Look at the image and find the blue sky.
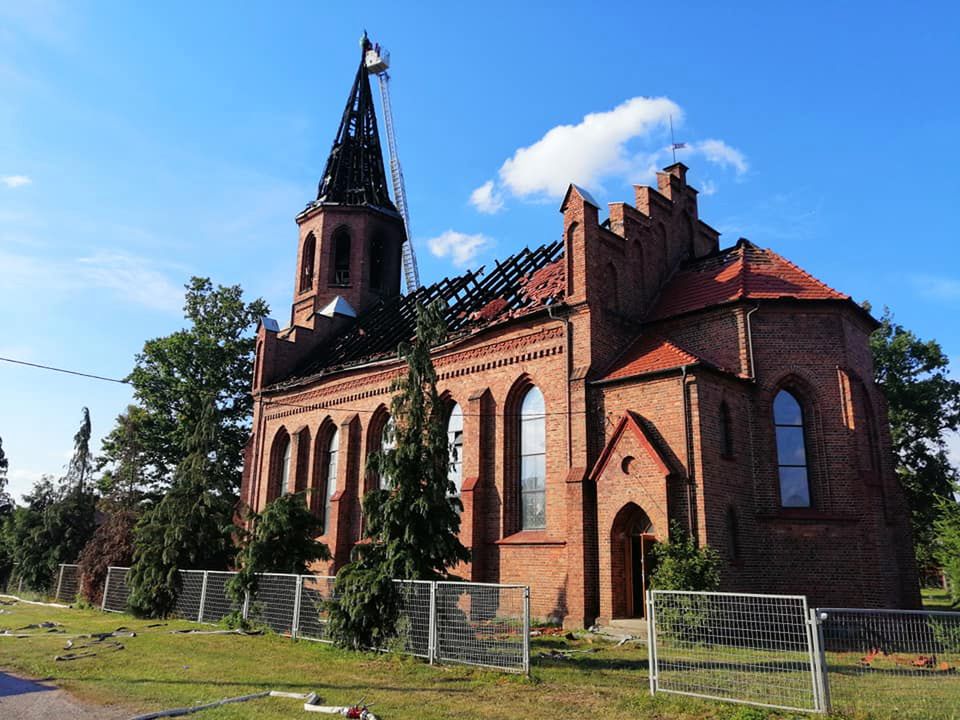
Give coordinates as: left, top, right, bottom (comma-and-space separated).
1, 1, 958, 500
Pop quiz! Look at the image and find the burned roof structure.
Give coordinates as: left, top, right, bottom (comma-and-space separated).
313, 35, 396, 212
270, 240, 564, 390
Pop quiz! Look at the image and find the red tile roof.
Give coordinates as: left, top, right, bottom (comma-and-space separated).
603, 335, 701, 381
649, 239, 849, 320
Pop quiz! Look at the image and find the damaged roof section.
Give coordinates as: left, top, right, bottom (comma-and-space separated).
271, 240, 565, 390
650, 238, 849, 321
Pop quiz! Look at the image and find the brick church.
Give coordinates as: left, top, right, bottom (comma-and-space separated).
240, 42, 920, 626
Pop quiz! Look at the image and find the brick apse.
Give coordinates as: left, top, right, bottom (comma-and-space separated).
240, 43, 920, 628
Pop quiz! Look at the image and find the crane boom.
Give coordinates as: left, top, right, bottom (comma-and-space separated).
375, 70, 420, 292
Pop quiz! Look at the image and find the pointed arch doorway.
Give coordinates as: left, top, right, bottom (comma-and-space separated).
612, 503, 657, 619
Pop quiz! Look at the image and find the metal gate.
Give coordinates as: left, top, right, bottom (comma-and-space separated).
648, 590, 826, 713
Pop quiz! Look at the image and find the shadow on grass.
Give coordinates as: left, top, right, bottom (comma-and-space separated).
66, 676, 476, 694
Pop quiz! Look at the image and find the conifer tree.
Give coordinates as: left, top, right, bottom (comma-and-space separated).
327, 302, 470, 648
227, 493, 330, 608
127, 396, 235, 617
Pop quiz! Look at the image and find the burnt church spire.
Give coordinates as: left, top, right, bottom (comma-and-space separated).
316, 34, 396, 212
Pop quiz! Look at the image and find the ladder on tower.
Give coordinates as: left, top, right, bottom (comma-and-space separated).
365, 42, 421, 293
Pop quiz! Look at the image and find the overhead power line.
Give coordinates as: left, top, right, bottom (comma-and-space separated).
0, 356, 130, 385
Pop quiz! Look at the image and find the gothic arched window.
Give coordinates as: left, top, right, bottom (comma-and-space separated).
270, 429, 291, 501
331, 229, 351, 286
299, 232, 316, 292
447, 403, 464, 495
379, 416, 395, 490
774, 389, 811, 507
519, 386, 546, 530
323, 428, 339, 533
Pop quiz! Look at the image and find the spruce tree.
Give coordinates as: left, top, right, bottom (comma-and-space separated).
227, 493, 330, 611
327, 302, 470, 648
127, 396, 235, 616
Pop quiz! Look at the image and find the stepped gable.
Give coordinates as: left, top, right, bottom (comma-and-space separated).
269, 240, 564, 390
649, 238, 849, 321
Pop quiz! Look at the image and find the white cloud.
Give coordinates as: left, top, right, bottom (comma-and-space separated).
946, 431, 960, 471
0, 248, 184, 312
909, 274, 960, 302
1, 175, 31, 188
75, 253, 184, 312
497, 96, 680, 201
469, 180, 504, 214
693, 139, 748, 175
427, 230, 492, 268
471, 97, 750, 211
700, 179, 718, 196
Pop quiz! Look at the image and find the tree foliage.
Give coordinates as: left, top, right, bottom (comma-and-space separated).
869, 308, 960, 567
227, 493, 329, 606
327, 303, 470, 649
650, 521, 722, 591
934, 498, 960, 606
127, 397, 236, 617
123, 277, 267, 494
77, 510, 137, 607
67, 407, 94, 493
97, 405, 159, 508
0, 434, 11, 516
3, 474, 97, 592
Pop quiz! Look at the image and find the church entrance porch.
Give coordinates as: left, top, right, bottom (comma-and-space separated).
611, 503, 657, 620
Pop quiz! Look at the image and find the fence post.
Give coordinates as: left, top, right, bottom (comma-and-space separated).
292, 575, 303, 640
55, 564, 65, 601
17, 576, 23, 594
428, 582, 438, 665
197, 571, 208, 623
522, 585, 531, 676
101, 568, 111, 611
242, 590, 251, 620
647, 590, 657, 697
810, 608, 832, 714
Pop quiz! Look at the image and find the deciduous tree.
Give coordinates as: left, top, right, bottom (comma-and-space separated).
869, 307, 960, 567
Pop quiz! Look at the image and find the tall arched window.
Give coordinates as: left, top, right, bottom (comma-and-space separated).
323, 428, 339, 533
683, 212, 695, 258
519, 386, 546, 530
273, 433, 292, 498
379, 416, 395, 490
774, 389, 811, 507
331, 229, 351, 286
369, 236, 385, 290
725, 506, 740, 561
299, 232, 316, 292
447, 403, 464, 495
720, 401, 734, 458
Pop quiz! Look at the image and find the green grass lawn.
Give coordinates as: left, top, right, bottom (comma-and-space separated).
0, 598, 957, 720
922, 587, 957, 611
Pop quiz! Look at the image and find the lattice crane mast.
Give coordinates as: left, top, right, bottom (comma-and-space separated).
364, 40, 421, 293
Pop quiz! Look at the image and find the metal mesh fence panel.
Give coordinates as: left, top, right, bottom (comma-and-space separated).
392, 580, 433, 658
200, 571, 241, 624
296, 575, 336, 642
55, 564, 80, 603
650, 590, 820, 713
817, 607, 960, 717
436, 582, 528, 673
173, 570, 205, 622
249, 573, 299, 635
102, 566, 131, 612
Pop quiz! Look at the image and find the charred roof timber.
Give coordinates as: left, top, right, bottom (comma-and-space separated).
269, 240, 564, 390
314, 34, 396, 212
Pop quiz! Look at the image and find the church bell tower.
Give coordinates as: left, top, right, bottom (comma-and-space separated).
290, 35, 406, 329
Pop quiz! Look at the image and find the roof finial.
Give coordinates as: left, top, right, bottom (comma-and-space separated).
669, 115, 687, 164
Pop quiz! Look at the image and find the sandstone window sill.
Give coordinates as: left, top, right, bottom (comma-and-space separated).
496, 531, 566, 547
